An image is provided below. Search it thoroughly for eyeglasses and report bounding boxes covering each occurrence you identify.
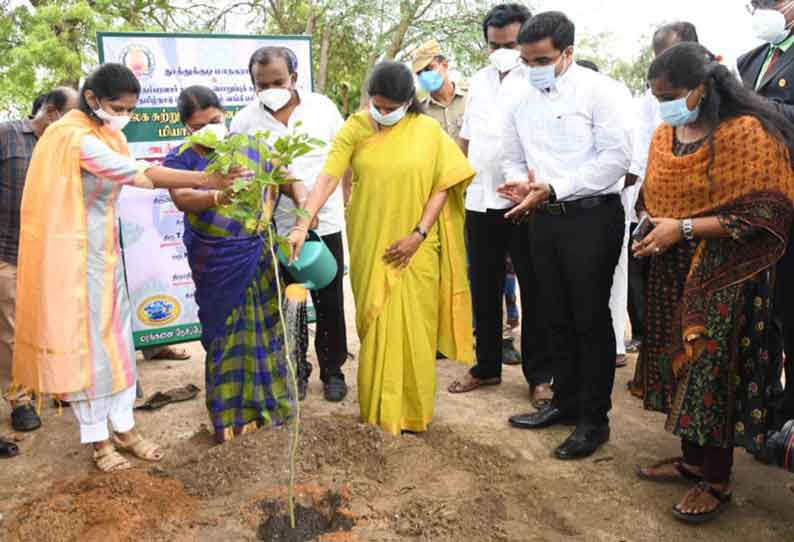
[746,0,781,14]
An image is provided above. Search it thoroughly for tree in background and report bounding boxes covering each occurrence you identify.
[576,29,654,96]
[0,1,656,114]
[0,0,178,114]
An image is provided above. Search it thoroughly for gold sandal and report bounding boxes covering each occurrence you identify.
[94,444,132,472]
[112,433,164,462]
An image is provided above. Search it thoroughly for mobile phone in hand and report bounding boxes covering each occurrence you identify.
[632,215,655,243]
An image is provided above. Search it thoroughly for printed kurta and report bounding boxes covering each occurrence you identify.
[636,117,794,452]
[13,110,151,401]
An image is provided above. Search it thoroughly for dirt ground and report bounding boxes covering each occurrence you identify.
[1,273,793,542]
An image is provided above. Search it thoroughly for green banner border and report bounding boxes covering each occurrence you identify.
[133,323,202,349]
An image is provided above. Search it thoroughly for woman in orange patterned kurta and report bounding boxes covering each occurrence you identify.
[632,43,794,523]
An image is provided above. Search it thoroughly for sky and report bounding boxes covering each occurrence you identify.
[534,0,762,64]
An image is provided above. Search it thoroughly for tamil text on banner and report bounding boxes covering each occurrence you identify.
[97,32,313,348]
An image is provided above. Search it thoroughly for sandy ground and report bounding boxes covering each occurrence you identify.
[1,272,793,542]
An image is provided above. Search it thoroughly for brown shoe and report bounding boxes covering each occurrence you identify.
[616,354,628,368]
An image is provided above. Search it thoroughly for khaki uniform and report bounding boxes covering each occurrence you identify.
[422,83,468,141]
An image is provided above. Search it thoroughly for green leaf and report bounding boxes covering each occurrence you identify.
[294,208,311,221]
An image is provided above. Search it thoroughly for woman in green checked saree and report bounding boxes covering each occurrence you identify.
[165,86,307,443]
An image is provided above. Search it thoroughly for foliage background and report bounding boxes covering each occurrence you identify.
[0,0,654,117]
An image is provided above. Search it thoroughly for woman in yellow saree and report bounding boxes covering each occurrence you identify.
[288,61,475,435]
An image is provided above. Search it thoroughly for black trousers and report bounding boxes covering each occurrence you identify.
[773,225,794,425]
[284,231,348,383]
[682,440,733,484]
[466,209,550,384]
[627,222,647,341]
[532,197,624,425]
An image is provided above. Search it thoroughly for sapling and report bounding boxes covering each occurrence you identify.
[179,126,324,528]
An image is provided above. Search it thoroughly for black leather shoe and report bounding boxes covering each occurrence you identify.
[11,403,41,432]
[509,406,576,429]
[323,375,348,402]
[554,424,610,460]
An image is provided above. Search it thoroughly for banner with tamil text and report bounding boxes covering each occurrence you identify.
[97,32,313,348]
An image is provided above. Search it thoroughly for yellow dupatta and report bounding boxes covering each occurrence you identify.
[12,110,131,395]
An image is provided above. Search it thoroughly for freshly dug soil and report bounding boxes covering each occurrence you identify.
[5,469,196,542]
[257,491,355,542]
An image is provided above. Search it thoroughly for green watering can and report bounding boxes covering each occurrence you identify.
[277,230,338,290]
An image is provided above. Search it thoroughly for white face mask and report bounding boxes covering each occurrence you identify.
[258,88,293,112]
[93,105,130,132]
[489,48,520,73]
[192,122,228,141]
[752,3,794,44]
[369,103,408,126]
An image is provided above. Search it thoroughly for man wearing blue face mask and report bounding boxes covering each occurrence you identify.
[739,0,794,431]
[497,11,632,460]
[412,40,467,145]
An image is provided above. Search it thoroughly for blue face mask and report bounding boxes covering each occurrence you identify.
[658,90,700,127]
[418,70,444,93]
[370,103,408,126]
[528,63,556,90]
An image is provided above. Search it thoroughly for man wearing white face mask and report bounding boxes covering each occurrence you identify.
[739,0,794,430]
[448,4,554,406]
[231,46,349,403]
[497,11,632,460]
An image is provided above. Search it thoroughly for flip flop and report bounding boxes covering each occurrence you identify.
[145,346,191,361]
[1,438,19,458]
[447,376,501,394]
[135,384,200,411]
[637,457,703,483]
[672,482,732,524]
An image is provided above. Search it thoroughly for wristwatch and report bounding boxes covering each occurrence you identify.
[414,225,428,239]
[681,218,695,241]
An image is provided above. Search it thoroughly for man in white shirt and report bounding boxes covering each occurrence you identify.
[447,3,553,406]
[498,12,632,460]
[231,46,349,403]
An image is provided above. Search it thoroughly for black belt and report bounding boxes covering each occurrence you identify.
[537,194,619,216]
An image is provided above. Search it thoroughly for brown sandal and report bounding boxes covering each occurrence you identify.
[94,444,132,472]
[447,375,501,394]
[112,433,164,462]
[637,457,703,483]
[530,383,554,409]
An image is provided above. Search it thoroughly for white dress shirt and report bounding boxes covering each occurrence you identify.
[502,62,632,202]
[230,89,345,237]
[626,88,662,222]
[460,65,527,212]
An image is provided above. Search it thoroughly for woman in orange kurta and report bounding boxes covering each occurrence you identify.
[288,61,475,435]
[13,64,239,471]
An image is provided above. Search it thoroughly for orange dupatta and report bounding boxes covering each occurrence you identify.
[12,110,131,395]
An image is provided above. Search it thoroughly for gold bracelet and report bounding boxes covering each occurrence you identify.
[213,191,221,207]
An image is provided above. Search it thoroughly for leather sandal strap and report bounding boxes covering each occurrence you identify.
[697,482,732,503]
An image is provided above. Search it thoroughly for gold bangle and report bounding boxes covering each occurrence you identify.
[213,191,221,206]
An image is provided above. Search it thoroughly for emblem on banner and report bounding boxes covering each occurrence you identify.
[138,295,181,326]
[120,44,155,79]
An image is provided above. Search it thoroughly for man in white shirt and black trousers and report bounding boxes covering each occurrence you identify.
[498,11,632,459]
[231,46,349,402]
[447,3,553,407]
